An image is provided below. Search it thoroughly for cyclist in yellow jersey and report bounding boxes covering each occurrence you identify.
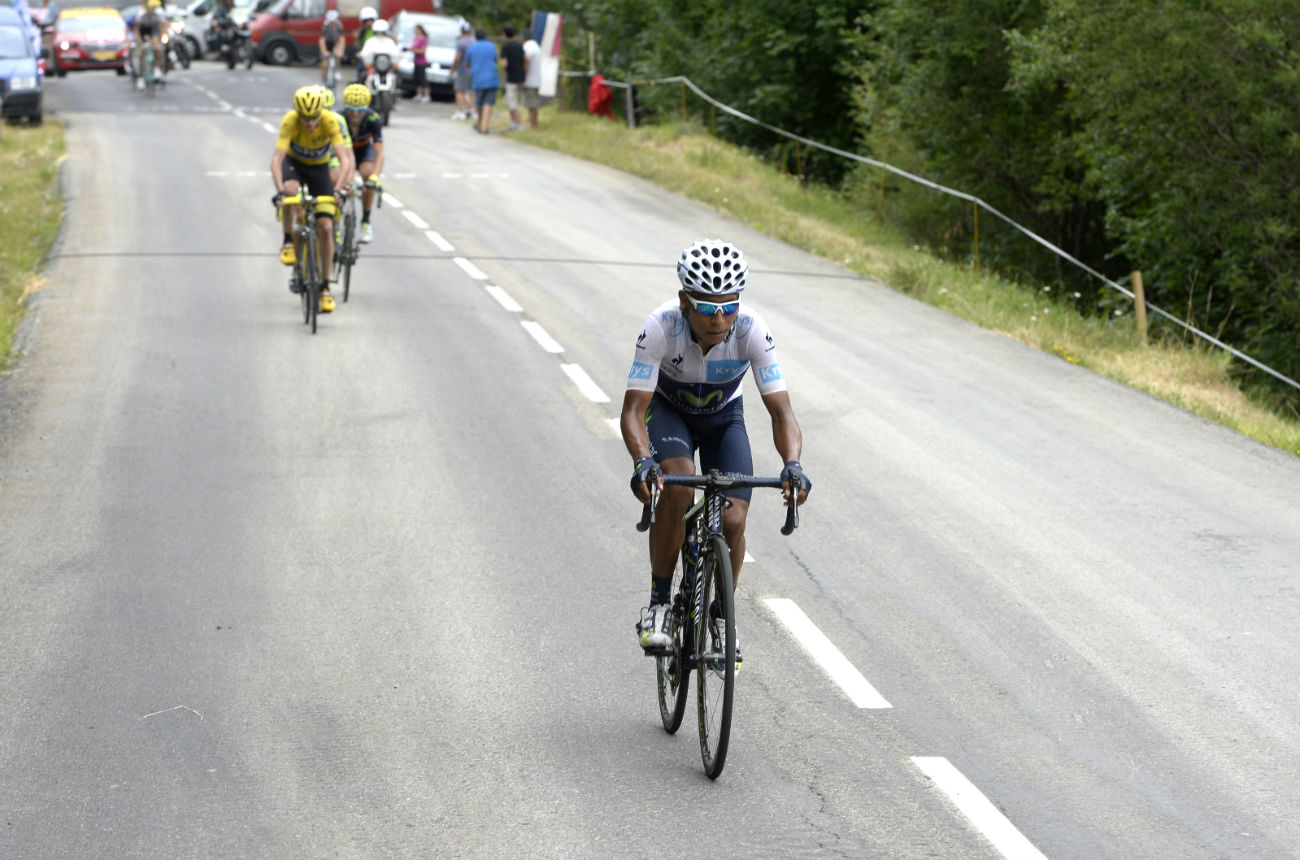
[271,86,354,312]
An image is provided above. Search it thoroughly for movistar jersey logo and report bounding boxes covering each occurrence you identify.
[676,389,726,409]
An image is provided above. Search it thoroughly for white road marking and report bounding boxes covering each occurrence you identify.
[521,321,564,354]
[605,417,622,436]
[442,172,464,179]
[485,285,522,312]
[560,364,610,403]
[911,757,1048,860]
[383,193,404,209]
[392,172,417,179]
[261,122,277,134]
[425,230,455,252]
[402,210,429,230]
[744,551,755,563]
[763,598,892,709]
[453,257,488,281]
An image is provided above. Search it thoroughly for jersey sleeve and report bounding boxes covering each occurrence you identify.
[743,310,788,395]
[626,315,666,392]
[274,111,295,151]
[325,113,345,149]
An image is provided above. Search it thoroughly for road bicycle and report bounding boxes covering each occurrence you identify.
[637,469,801,779]
[141,43,157,96]
[281,191,337,334]
[324,54,338,94]
[333,177,381,303]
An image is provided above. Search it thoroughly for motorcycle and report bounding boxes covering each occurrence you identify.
[163,23,190,71]
[365,53,396,126]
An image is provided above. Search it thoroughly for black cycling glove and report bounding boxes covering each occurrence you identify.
[630,455,662,499]
[781,460,811,499]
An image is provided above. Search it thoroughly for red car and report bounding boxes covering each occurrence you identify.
[51,6,128,76]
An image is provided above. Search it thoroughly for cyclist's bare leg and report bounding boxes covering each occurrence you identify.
[359,161,376,211]
[282,178,302,254]
[648,456,694,583]
[316,216,334,276]
[722,498,748,586]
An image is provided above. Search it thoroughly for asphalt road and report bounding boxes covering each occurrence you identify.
[2,62,1298,860]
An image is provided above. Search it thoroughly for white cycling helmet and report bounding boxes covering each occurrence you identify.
[371,18,388,32]
[325,9,338,20]
[359,6,376,20]
[676,239,749,295]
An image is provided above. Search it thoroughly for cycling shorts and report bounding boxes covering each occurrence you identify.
[282,158,334,212]
[645,394,754,503]
[352,142,375,166]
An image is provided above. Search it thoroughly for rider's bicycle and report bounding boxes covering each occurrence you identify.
[333,176,381,303]
[637,469,801,779]
[280,190,337,334]
[141,42,158,96]
[324,54,338,93]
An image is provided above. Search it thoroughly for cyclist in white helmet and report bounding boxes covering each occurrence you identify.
[319,9,344,84]
[622,240,811,667]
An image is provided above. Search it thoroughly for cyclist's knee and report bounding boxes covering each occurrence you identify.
[722,499,749,535]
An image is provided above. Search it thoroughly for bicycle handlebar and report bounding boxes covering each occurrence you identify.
[635,471,801,536]
[281,193,337,207]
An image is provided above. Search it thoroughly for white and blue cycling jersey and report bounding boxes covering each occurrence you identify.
[626,299,787,415]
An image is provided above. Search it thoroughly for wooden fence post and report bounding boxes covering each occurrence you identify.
[1132,270,1148,345]
[876,168,886,222]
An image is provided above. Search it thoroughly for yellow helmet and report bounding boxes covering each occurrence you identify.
[293,85,324,119]
[342,83,372,108]
[318,85,335,108]
[147,0,161,7]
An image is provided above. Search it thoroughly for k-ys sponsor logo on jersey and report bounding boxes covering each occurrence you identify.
[661,311,686,338]
[758,364,784,384]
[708,359,749,382]
[629,361,655,381]
[733,314,754,339]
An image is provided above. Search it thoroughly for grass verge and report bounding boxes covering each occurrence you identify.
[0,121,66,373]
[510,110,1300,457]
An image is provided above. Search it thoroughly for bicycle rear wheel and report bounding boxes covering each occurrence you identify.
[340,208,356,302]
[695,535,735,779]
[304,231,319,334]
[656,564,692,734]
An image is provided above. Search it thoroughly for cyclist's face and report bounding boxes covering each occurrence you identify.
[680,290,740,349]
[300,114,321,129]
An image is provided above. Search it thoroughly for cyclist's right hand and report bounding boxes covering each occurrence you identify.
[630,455,662,503]
[271,190,285,208]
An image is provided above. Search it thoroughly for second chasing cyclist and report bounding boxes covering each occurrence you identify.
[622,239,811,666]
[341,83,385,244]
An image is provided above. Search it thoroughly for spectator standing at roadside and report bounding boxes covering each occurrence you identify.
[450,20,475,121]
[499,24,525,132]
[522,27,542,130]
[465,26,499,134]
[410,23,430,102]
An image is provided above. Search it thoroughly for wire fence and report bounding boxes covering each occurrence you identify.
[561,69,1300,393]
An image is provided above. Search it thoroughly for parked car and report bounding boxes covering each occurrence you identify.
[388,10,457,99]
[50,6,127,76]
[248,0,434,67]
[0,7,43,121]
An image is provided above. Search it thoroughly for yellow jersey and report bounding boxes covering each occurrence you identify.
[275,110,346,166]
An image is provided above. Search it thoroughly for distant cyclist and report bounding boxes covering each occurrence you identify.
[319,10,344,83]
[271,86,354,313]
[622,240,811,663]
[341,83,385,244]
[134,0,167,86]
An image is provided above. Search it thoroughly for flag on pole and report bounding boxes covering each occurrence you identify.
[530,11,563,98]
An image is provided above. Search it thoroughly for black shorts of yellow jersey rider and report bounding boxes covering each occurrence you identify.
[275,109,346,205]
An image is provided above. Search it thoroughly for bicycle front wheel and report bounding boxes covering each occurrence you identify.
[304,231,319,334]
[695,535,735,779]
[340,208,356,302]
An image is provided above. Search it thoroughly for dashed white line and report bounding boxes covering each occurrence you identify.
[605,417,622,436]
[912,758,1048,860]
[560,364,610,403]
[383,193,404,209]
[402,210,429,230]
[485,285,522,312]
[453,257,488,280]
[425,230,455,252]
[261,122,276,134]
[521,321,564,354]
[763,598,892,709]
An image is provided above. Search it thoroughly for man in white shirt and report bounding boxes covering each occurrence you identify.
[357,18,399,77]
[521,28,542,130]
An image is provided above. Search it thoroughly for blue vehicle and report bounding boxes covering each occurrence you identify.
[0,6,43,123]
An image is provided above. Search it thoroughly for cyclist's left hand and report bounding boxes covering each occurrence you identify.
[780,460,811,506]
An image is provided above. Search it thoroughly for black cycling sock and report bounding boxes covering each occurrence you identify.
[283,232,291,245]
[650,576,671,607]
[362,210,371,223]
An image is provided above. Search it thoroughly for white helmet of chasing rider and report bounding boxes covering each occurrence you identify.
[325,9,338,20]
[371,18,389,33]
[359,6,376,20]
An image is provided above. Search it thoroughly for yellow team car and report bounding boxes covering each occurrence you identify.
[50,7,129,76]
